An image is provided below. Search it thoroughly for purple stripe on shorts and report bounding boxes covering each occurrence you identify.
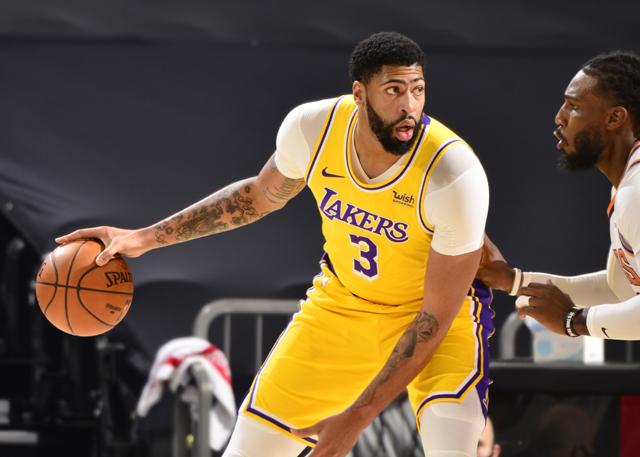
[245,402,318,445]
[416,280,494,420]
[471,280,494,419]
[245,347,318,444]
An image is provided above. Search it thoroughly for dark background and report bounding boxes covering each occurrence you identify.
[0,1,638,456]
[1,1,627,355]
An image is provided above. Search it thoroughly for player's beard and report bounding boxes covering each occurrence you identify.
[365,100,422,156]
[557,126,605,171]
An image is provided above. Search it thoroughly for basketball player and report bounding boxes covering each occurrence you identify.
[57,32,491,456]
[478,51,640,341]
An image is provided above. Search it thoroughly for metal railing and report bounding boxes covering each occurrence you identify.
[173,298,299,457]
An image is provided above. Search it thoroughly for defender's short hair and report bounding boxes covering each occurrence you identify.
[349,32,425,84]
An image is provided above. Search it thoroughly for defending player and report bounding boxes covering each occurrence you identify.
[479,51,640,341]
[58,32,491,456]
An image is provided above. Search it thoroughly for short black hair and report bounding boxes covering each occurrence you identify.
[349,32,425,84]
[582,51,640,136]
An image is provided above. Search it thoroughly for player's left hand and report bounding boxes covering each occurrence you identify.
[291,410,367,457]
[516,281,575,335]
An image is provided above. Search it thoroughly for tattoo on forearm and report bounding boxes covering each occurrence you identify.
[353,311,439,409]
[153,184,264,244]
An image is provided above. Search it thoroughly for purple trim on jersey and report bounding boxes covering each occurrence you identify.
[344,113,430,192]
[415,279,494,420]
[305,97,343,183]
[320,251,337,276]
[319,252,370,301]
[417,137,463,233]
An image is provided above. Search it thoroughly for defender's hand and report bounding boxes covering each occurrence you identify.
[476,234,515,292]
[516,282,575,335]
[55,226,150,266]
[291,410,367,457]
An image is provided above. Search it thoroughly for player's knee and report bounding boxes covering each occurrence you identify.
[418,392,485,456]
[421,390,485,428]
[426,399,485,428]
[223,414,307,457]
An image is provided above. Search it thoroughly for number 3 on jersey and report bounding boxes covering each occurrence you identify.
[349,234,379,280]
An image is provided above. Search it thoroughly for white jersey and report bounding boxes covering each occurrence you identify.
[608,144,640,295]
[522,141,640,340]
[274,98,489,257]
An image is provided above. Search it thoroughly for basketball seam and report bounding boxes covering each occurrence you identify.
[75,287,116,329]
[43,252,59,314]
[74,249,133,334]
[36,281,133,296]
[64,241,88,335]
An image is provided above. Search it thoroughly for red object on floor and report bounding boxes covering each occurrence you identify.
[620,395,640,457]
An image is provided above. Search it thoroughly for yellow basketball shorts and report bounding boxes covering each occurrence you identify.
[241,261,494,447]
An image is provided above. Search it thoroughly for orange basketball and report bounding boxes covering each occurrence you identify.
[35,239,134,336]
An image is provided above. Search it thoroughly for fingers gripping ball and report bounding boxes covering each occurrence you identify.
[35,240,134,336]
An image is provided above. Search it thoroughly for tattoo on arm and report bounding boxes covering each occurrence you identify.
[152,156,304,246]
[263,178,305,205]
[153,184,265,245]
[262,159,305,206]
[353,311,439,409]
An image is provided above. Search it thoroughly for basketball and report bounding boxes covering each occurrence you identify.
[35,239,134,336]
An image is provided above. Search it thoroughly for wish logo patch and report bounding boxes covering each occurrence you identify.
[392,190,415,207]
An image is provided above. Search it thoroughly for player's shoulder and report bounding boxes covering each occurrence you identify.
[285,97,342,123]
[615,174,640,252]
[615,164,640,243]
[617,168,640,220]
[278,97,343,140]
[277,97,341,143]
[429,121,482,181]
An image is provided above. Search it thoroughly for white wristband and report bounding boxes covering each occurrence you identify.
[515,295,530,308]
[509,268,523,296]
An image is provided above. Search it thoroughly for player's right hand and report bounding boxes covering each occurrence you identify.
[475,233,516,292]
[55,226,150,266]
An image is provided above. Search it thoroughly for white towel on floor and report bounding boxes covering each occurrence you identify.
[136,336,236,450]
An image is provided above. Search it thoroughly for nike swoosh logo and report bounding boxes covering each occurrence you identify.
[602,327,610,338]
[321,167,344,178]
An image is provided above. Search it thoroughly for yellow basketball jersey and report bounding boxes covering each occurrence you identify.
[306,95,468,307]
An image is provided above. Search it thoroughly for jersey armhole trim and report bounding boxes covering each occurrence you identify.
[304,97,344,184]
[417,138,465,233]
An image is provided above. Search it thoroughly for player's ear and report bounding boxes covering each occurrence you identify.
[605,106,628,131]
[352,81,364,105]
